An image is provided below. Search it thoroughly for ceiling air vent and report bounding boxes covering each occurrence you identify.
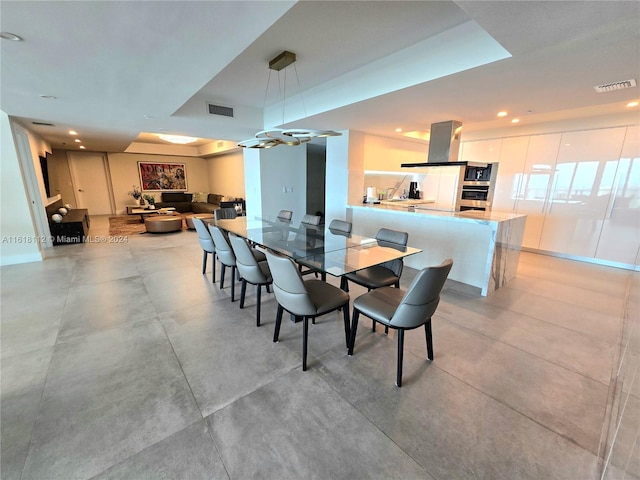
[208,103,234,117]
[32,121,55,126]
[594,79,636,93]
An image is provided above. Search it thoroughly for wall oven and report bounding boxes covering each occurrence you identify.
[457,164,497,212]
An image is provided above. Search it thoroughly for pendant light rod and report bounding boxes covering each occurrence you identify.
[237,50,342,149]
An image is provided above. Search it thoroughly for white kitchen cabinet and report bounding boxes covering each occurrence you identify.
[492,136,530,213]
[595,126,640,265]
[514,133,562,250]
[460,138,503,164]
[538,127,628,257]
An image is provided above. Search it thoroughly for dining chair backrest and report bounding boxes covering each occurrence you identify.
[193,217,214,253]
[376,228,409,277]
[300,214,322,226]
[229,233,268,284]
[390,259,453,329]
[292,214,322,246]
[208,225,236,266]
[215,207,238,220]
[277,210,293,223]
[265,249,315,315]
[328,219,352,235]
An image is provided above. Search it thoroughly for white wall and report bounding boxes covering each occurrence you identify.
[207,150,245,199]
[0,113,46,265]
[107,153,210,213]
[325,132,353,223]
[243,144,307,224]
[363,134,426,171]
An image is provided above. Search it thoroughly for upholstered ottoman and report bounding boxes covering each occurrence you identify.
[144,216,183,233]
[185,213,215,230]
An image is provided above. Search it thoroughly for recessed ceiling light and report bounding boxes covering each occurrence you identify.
[0,32,23,41]
[395,128,402,133]
[511,118,520,123]
[627,101,639,107]
[69,130,78,135]
[497,111,508,117]
[74,139,81,143]
[79,145,86,149]
[157,134,198,144]
[39,95,56,99]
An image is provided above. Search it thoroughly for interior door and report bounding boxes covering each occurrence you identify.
[68,152,113,215]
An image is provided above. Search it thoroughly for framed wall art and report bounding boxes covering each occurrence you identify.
[138,162,187,191]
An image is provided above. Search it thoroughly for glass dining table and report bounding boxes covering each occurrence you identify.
[211,217,422,278]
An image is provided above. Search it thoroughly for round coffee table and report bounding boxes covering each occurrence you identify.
[144,216,183,233]
[185,213,215,230]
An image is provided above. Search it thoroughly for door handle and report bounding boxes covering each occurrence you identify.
[78,189,85,192]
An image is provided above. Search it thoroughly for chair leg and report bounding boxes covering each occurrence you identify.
[202,250,208,274]
[372,320,376,332]
[340,277,349,292]
[220,264,226,290]
[342,302,351,349]
[384,325,389,335]
[273,304,283,342]
[230,267,236,302]
[256,285,262,327]
[239,279,247,308]
[266,284,271,294]
[348,310,360,355]
[302,317,309,371]
[425,319,434,360]
[211,255,216,284]
[397,329,405,387]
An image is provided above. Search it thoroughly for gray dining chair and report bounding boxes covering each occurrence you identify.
[295,214,324,276]
[229,233,272,327]
[265,249,351,371]
[208,225,239,302]
[328,219,352,235]
[277,210,293,223]
[192,217,216,283]
[215,207,238,220]
[340,227,409,333]
[349,259,453,387]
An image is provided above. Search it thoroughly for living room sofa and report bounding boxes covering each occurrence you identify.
[155,192,242,214]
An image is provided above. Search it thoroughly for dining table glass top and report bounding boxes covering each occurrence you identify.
[213,217,422,277]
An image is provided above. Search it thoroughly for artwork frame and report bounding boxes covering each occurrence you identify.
[138,162,187,191]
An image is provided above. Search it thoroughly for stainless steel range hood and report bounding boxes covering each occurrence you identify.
[401,120,486,168]
[427,120,462,164]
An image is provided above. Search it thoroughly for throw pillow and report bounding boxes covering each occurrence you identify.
[192,192,208,203]
[207,194,223,205]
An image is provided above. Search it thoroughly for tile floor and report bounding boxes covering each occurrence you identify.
[1,215,638,480]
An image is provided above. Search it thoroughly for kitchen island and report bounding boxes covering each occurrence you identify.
[348,204,527,296]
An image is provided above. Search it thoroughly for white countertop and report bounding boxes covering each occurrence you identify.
[349,203,526,224]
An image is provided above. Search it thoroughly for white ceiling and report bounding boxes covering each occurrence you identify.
[1,1,638,154]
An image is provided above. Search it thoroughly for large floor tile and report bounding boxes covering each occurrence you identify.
[482,286,622,344]
[318,338,600,480]
[1,285,68,358]
[56,275,157,343]
[1,347,54,480]
[436,291,615,383]
[420,320,609,454]
[21,322,201,480]
[207,368,431,480]
[142,266,228,314]
[160,298,300,417]
[91,420,228,480]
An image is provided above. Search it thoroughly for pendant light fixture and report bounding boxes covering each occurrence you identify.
[237,51,341,149]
